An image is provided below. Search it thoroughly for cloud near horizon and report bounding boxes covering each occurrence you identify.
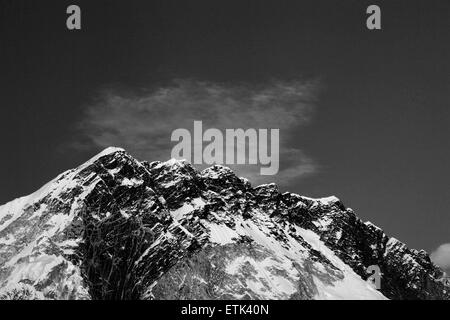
[76,79,320,187]
[431,243,450,275]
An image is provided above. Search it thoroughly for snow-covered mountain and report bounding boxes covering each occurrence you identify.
[0,148,448,300]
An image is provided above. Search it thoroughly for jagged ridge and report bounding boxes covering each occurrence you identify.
[0,148,448,300]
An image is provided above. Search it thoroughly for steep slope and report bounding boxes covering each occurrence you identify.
[0,148,448,300]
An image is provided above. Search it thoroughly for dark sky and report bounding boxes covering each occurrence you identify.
[0,0,449,255]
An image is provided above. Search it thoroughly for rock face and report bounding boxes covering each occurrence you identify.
[0,148,448,300]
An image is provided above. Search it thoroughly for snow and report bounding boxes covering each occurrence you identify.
[365,221,383,231]
[0,158,108,299]
[318,196,341,204]
[385,237,403,255]
[312,216,333,231]
[0,197,30,233]
[160,180,178,188]
[170,203,194,221]
[200,165,233,179]
[120,210,130,219]
[45,213,73,235]
[170,198,205,221]
[158,196,167,205]
[170,220,195,238]
[164,158,185,166]
[225,255,299,299]
[121,177,143,187]
[0,147,122,225]
[7,254,64,285]
[154,158,188,170]
[29,204,48,220]
[295,227,344,269]
[313,271,384,300]
[255,183,277,189]
[204,222,239,245]
[191,198,205,208]
[0,153,107,227]
[301,195,341,208]
[79,147,124,170]
[0,146,392,300]
[107,167,122,176]
[294,225,386,300]
[1,254,90,299]
[6,237,40,267]
[232,218,308,263]
[54,239,80,255]
[0,234,15,245]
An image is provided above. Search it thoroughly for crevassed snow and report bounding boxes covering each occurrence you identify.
[295,226,386,300]
[208,210,386,300]
[7,254,64,285]
[312,271,383,300]
[233,218,308,263]
[1,254,90,299]
[225,255,300,299]
[0,197,30,233]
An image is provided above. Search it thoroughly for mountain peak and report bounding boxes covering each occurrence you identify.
[200,164,235,179]
[0,149,449,300]
[84,146,125,164]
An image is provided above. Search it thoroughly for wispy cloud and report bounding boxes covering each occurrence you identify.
[76,79,320,186]
[431,243,450,275]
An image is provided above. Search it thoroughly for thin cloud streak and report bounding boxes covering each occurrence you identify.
[76,79,320,186]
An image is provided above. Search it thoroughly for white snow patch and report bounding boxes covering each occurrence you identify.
[0,197,30,233]
[170,198,205,221]
[225,255,299,299]
[204,222,239,245]
[170,203,194,221]
[365,221,382,231]
[295,226,387,300]
[121,177,143,186]
[191,198,205,208]
[80,147,124,169]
